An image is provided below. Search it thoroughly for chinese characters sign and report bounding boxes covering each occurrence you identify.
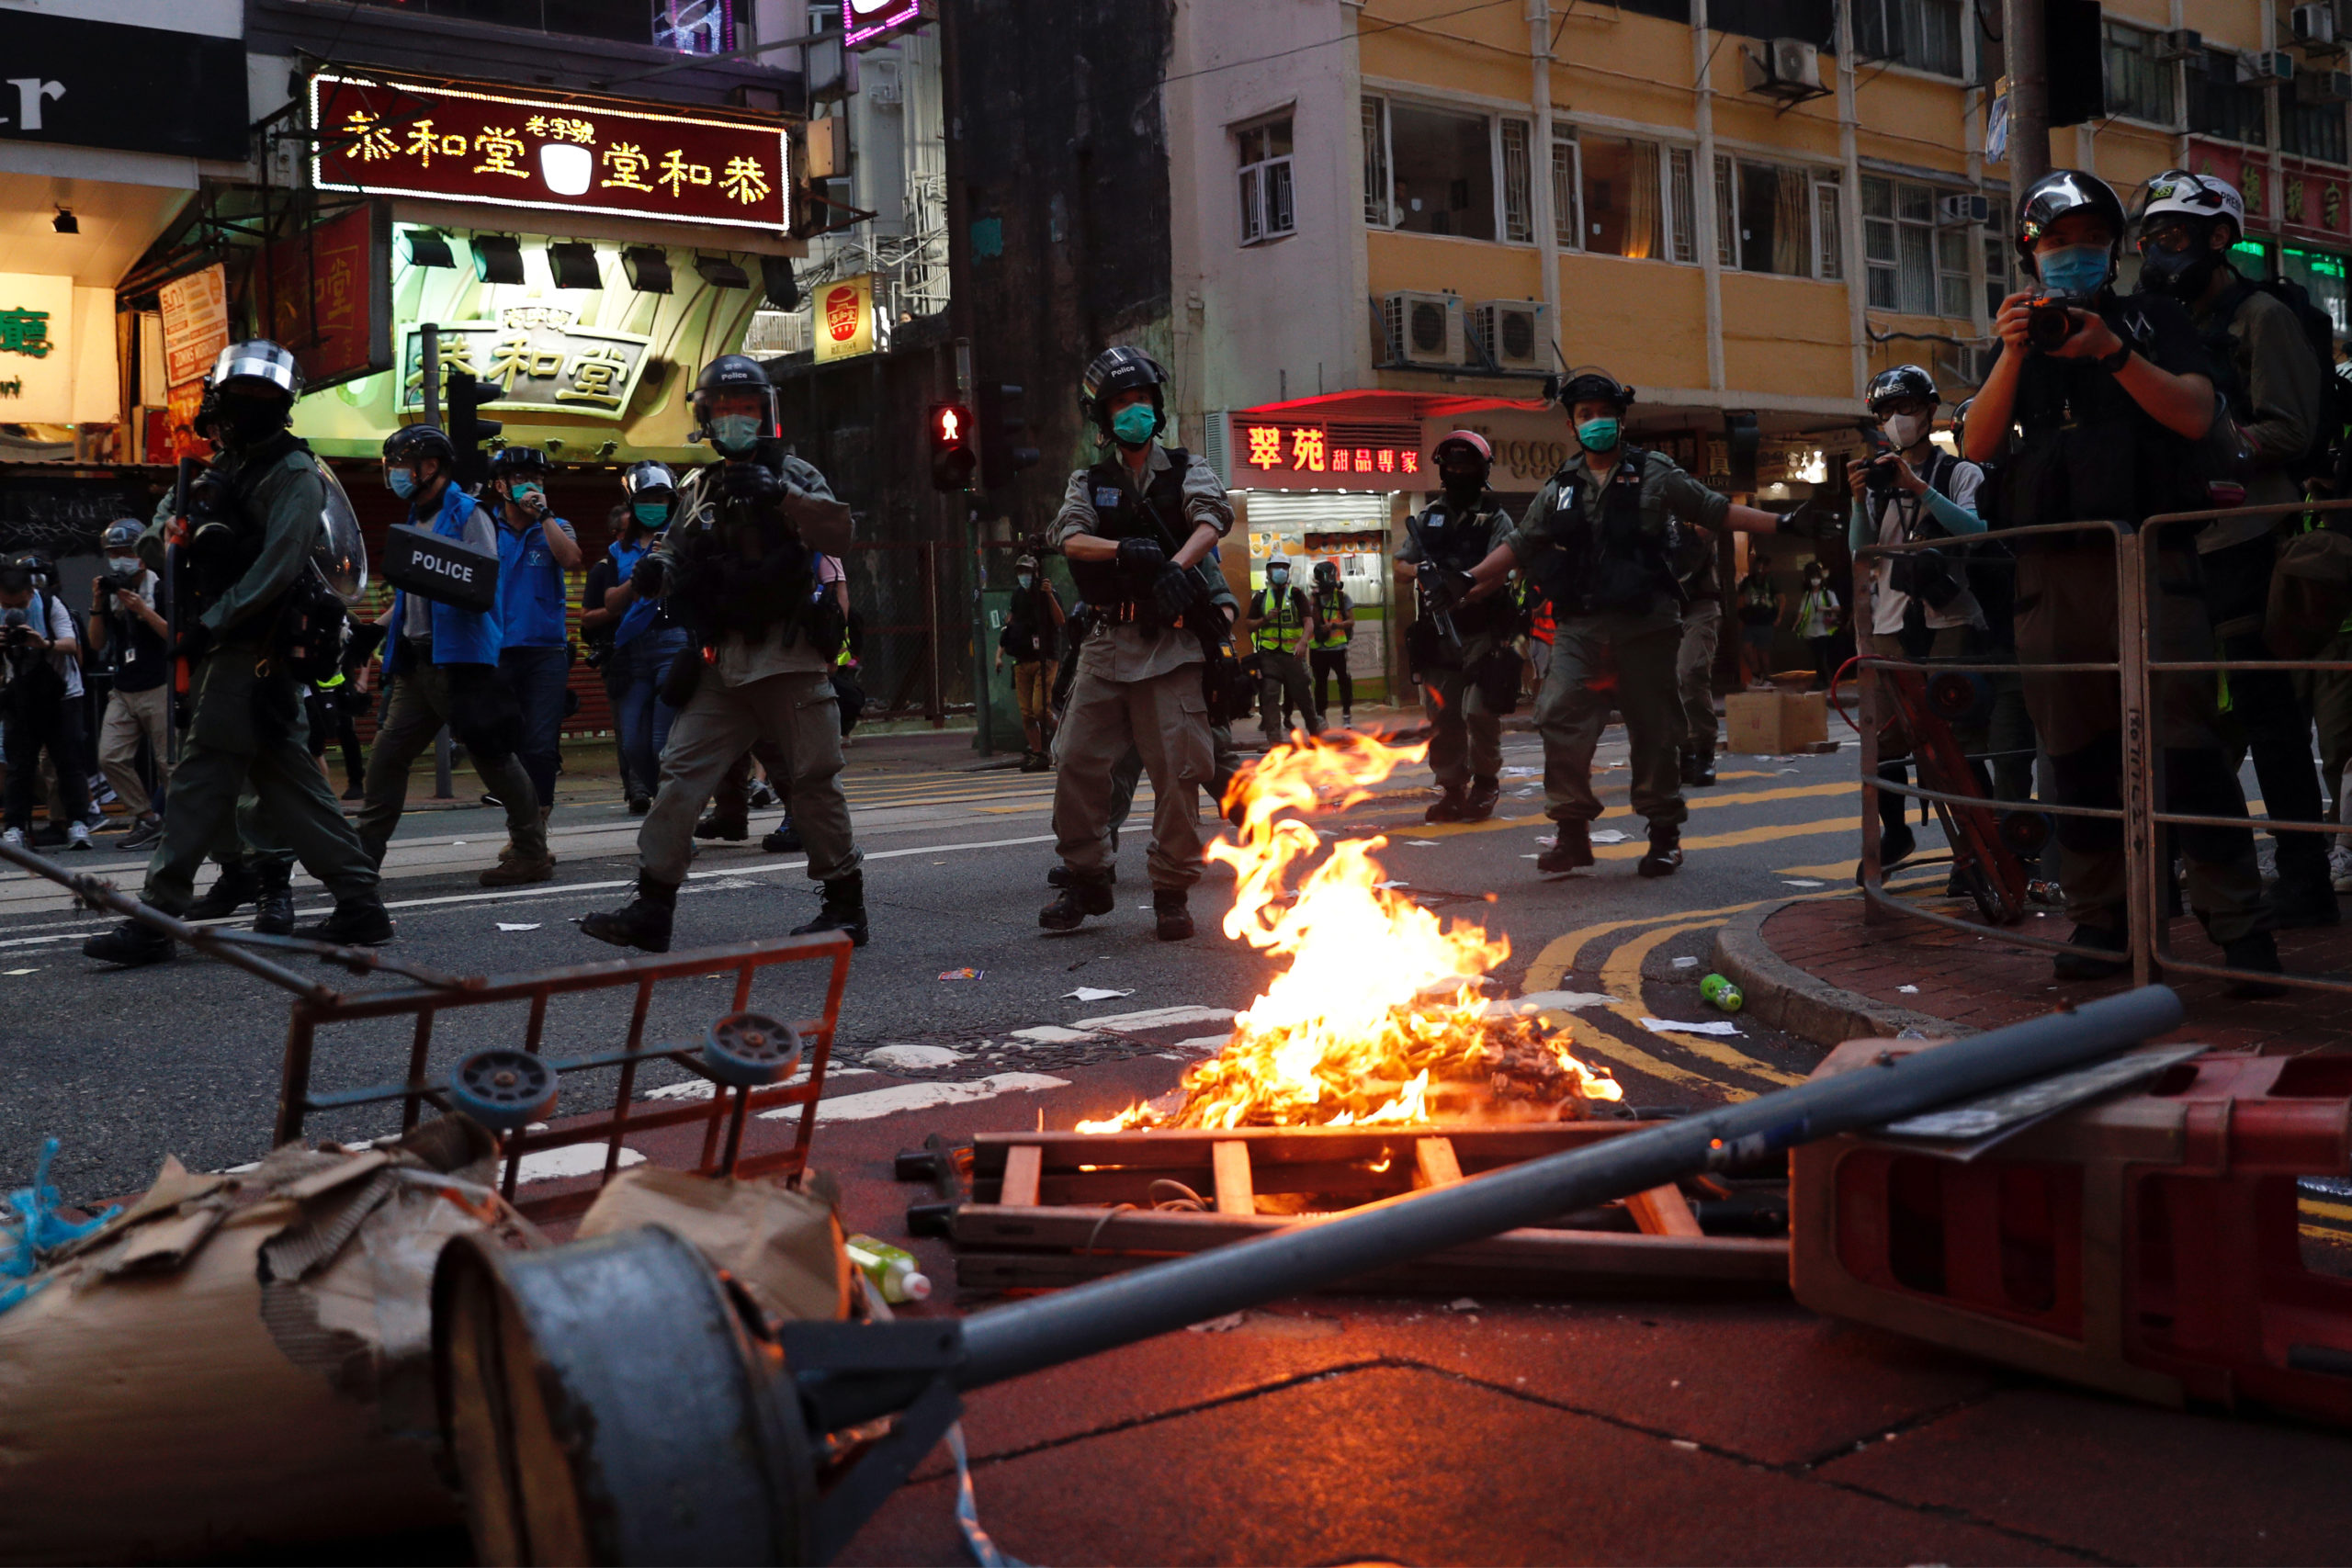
[310,72,791,232]
[1232,418,1421,492]
[812,275,876,363]
[156,266,229,389]
[0,306,51,360]
[399,311,653,421]
[0,274,74,423]
[845,0,927,47]
[264,205,392,393]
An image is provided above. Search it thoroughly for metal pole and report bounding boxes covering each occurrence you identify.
[2001,0,2052,201]
[422,321,443,426]
[952,985,2182,1390]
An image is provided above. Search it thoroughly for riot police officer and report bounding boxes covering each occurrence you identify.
[580,355,865,953]
[1396,431,1514,821]
[1965,169,2276,985]
[1243,551,1322,744]
[1042,346,1226,940]
[1306,558,1355,728]
[1455,369,1792,876]
[83,341,389,965]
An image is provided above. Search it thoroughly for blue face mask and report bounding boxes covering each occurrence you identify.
[632,501,670,527]
[709,414,762,454]
[509,481,542,503]
[2035,243,2111,298]
[1577,417,1621,453]
[1110,403,1159,446]
[1017,574,1035,591]
[386,468,417,501]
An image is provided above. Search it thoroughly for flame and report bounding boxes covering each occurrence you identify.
[1080,732,1620,1132]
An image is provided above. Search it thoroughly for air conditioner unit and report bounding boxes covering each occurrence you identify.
[1474,301,1545,371]
[2294,4,2339,47]
[2154,27,2203,60]
[2239,50,2297,83]
[1741,38,1827,102]
[2299,66,2352,100]
[1384,291,1464,369]
[1937,193,1991,227]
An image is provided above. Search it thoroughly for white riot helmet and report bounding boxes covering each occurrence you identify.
[2134,170,2245,300]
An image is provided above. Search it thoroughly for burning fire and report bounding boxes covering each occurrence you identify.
[1080,733,1620,1132]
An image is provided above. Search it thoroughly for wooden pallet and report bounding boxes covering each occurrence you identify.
[950,1122,1788,1297]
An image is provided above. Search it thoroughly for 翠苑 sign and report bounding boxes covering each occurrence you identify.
[0,274,74,424]
[1231,417,1422,493]
[398,311,654,419]
[264,205,394,393]
[310,73,791,232]
[812,275,876,363]
[157,266,231,389]
[0,13,247,162]
[845,0,930,47]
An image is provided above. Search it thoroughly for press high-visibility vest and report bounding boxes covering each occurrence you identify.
[1310,591,1352,649]
[1251,585,1310,654]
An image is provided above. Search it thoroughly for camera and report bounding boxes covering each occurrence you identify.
[183,466,243,565]
[2027,294,2084,354]
[2,607,29,651]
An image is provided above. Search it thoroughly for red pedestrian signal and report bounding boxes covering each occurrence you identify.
[930,401,977,491]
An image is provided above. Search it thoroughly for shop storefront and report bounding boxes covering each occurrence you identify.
[2189,136,2352,342]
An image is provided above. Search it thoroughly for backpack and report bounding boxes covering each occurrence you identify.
[2267,525,2352,659]
[2213,276,2346,484]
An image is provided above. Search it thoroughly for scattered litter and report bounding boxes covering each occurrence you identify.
[2,968,35,976]
[451,840,467,846]
[1445,1296,1481,1312]
[1009,1025,1098,1043]
[1783,878,1826,888]
[1898,984,1920,994]
[865,1044,967,1072]
[495,922,541,932]
[1520,853,1542,860]
[1374,879,1410,890]
[1643,1017,1745,1037]
[1589,829,1632,843]
[1671,956,1699,969]
[1488,990,1615,1017]
[1062,986,1131,1002]
[940,968,984,982]
[5,1139,118,1287]
[1700,975,1743,1013]
[1404,839,1440,846]
[1187,1312,1247,1333]
[1671,1439,1701,1451]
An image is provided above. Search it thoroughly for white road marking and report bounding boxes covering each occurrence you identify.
[1007,1025,1100,1043]
[1075,1004,1237,1032]
[1168,1033,1230,1055]
[769,1072,1069,1123]
[514,1144,646,1183]
[642,1065,876,1102]
[865,1043,970,1070]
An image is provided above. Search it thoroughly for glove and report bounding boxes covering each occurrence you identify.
[720,461,786,503]
[1114,536,1168,576]
[1419,564,1473,613]
[173,623,211,665]
[629,553,667,595]
[1147,561,1199,622]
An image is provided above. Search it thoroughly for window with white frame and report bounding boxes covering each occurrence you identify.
[1852,0,1964,76]
[2101,21,2177,126]
[1552,128,1696,262]
[1238,116,1295,244]
[1863,175,1976,318]
[1714,154,1841,278]
[1361,96,1534,245]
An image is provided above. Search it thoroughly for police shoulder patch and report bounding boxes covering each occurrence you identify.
[1093,487,1124,508]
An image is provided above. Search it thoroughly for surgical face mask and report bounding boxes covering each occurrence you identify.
[104,555,142,585]
[387,468,418,501]
[1017,573,1035,591]
[1110,403,1159,446]
[1880,412,1929,449]
[1577,416,1622,453]
[1267,566,1289,586]
[2035,243,2111,299]
[708,414,763,454]
[509,481,543,503]
[632,500,671,528]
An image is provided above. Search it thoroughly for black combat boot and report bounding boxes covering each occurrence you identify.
[579,873,678,953]
[1040,873,1116,931]
[1426,784,1468,823]
[1536,821,1594,874]
[2222,930,2287,998]
[2051,920,2130,981]
[695,809,749,841]
[1153,887,1195,942]
[1462,775,1501,822]
[793,871,871,946]
[298,897,396,947]
[763,818,803,853]
[83,919,175,966]
[184,860,259,920]
[1637,824,1684,878]
[1690,747,1717,787]
[252,863,297,937]
[1048,863,1115,889]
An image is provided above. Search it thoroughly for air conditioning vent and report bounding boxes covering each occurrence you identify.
[1474,300,1545,371]
[1937,193,1991,227]
[1383,291,1464,368]
[2154,27,2202,60]
[2239,50,2298,83]
[1741,38,1828,102]
[2298,65,2352,100]
[2294,4,2339,47]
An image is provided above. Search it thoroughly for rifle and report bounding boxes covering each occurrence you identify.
[164,457,202,767]
[1402,509,1465,663]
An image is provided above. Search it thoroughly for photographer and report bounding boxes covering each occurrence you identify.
[995,553,1063,772]
[1848,364,1989,871]
[486,445,580,867]
[84,518,170,850]
[580,355,865,953]
[587,462,689,816]
[0,556,92,852]
[1964,170,2275,987]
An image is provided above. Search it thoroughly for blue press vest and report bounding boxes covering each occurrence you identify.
[388,485,502,671]
[494,503,573,649]
[605,537,668,648]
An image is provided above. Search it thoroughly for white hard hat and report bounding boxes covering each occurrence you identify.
[2137,169,2246,241]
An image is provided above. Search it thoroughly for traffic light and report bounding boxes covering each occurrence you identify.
[930,401,977,491]
[977,381,1043,490]
[446,368,506,489]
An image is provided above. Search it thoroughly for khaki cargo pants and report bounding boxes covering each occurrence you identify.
[1053,661,1213,890]
[641,669,859,886]
[1534,604,1689,831]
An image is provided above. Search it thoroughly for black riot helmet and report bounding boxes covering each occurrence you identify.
[2015,169,2128,288]
[1079,346,1170,445]
[1549,367,1636,411]
[384,423,458,470]
[490,445,551,482]
[1865,364,1938,414]
[690,354,781,457]
[208,339,303,450]
[1313,558,1340,591]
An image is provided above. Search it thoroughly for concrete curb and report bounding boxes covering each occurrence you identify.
[1708,898,1964,1046]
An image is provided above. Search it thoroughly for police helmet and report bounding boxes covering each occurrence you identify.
[690,354,781,451]
[2015,170,2128,284]
[1551,367,1636,411]
[101,519,143,552]
[2134,169,2245,299]
[209,340,304,402]
[1079,346,1170,440]
[1432,429,1495,470]
[384,423,458,469]
[491,445,552,480]
[621,459,677,502]
[1865,364,1938,414]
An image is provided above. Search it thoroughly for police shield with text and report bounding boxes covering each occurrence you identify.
[84,341,390,965]
[1966,169,2279,987]
[580,354,866,953]
[1042,345,1228,941]
[1396,431,1514,822]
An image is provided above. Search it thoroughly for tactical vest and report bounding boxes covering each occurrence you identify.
[668,461,816,641]
[1250,585,1310,653]
[1310,590,1351,649]
[1998,294,2199,529]
[1530,451,1676,618]
[1409,496,1511,637]
[1065,448,1195,614]
[185,433,303,617]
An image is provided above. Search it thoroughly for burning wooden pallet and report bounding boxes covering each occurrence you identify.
[946,1122,1790,1297]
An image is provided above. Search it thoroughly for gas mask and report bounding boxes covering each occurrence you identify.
[2035,243,2112,300]
[1880,412,1929,449]
[1110,403,1159,447]
[709,415,763,456]
[2139,220,2225,301]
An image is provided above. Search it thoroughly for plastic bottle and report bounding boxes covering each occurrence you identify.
[846,1234,933,1303]
[1700,974,1744,1013]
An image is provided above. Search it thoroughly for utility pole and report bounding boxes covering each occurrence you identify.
[2001,0,2052,203]
[936,0,994,756]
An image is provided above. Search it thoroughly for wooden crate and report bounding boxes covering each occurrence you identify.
[951,1123,1789,1297]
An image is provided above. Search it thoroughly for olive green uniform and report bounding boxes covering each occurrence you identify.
[1507,450,1728,832]
[132,441,378,915]
[1102,562,1242,842]
[1398,499,1512,788]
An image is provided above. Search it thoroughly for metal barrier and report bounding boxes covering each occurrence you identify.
[1857,499,2352,993]
[0,840,854,1219]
